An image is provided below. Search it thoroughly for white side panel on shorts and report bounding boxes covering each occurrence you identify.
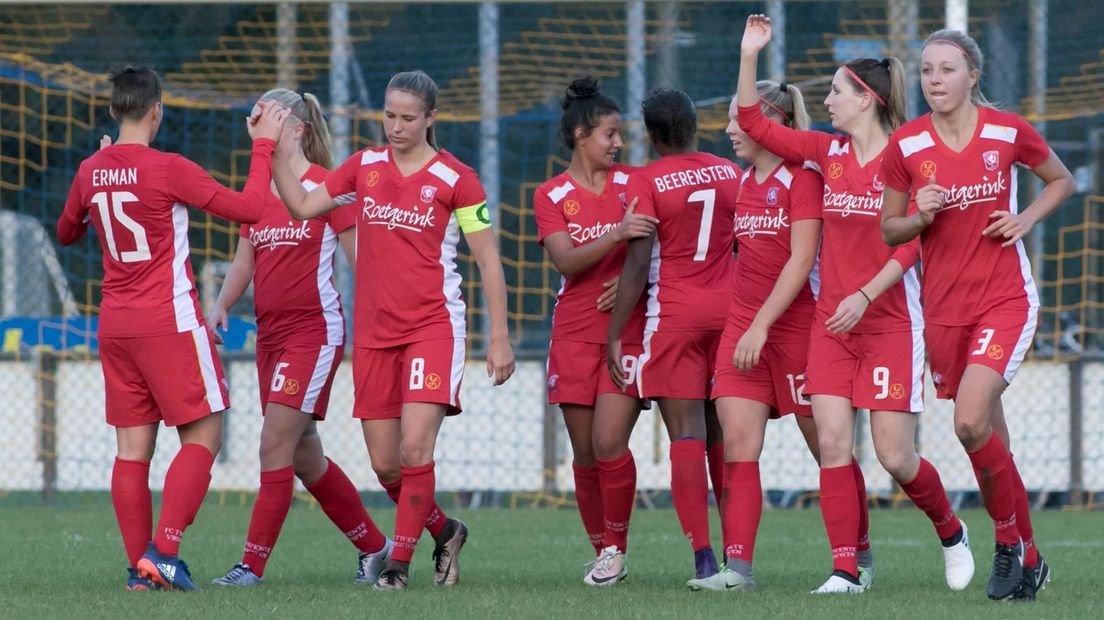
[191,326,226,412]
[909,329,926,413]
[449,337,466,406]
[301,344,337,414]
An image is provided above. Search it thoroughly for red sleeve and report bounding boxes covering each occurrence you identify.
[325,203,357,233]
[737,104,834,168]
[452,167,487,211]
[167,138,276,224]
[533,186,567,245]
[626,172,658,220]
[891,238,922,271]
[326,152,361,201]
[57,174,89,246]
[788,168,823,222]
[1014,116,1050,169]
[879,137,913,193]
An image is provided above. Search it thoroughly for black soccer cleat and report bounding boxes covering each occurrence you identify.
[1014,555,1051,602]
[986,541,1024,601]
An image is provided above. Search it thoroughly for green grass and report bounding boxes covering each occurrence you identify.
[2,496,1101,619]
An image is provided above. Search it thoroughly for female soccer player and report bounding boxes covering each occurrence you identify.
[208,89,392,587]
[57,66,288,591]
[272,70,515,592]
[734,15,975,595]
[608,87,741,585]
[534,76,656,586]
[881,29,1074,601]
[687,80,823,593]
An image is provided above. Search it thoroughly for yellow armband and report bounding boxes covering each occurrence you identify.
[456,201,492,233]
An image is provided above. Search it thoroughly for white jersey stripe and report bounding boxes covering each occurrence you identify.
[190,326,226,412]
[547,181,574,205]
[980,123,1018,144]
[909,329,926,413]
[361,149,389,165]
[448,337,466,407]
[902,265,925,331]
[774,165,794,189]
[301,344,337,414]
[1006,166,1040,383]
[316,223,345,345]
[171,204,200,333]
[439,214,467,339]
[898,131,936,158]
[428,161,461,188]
[612,171,630,185]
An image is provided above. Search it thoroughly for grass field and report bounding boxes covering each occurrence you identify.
[2,496,1100,619]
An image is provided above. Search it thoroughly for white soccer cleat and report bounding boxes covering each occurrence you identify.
[811,573,866,594]
[355,538,393,585]
[211,563,262,587]
[943,520,975,591]
[583,546,628,586]
[686,566,755,592]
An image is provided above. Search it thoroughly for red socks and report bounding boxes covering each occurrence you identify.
[721,461,761,564]
[153,443,215,557]
[967,433,1019,546]
[242,466,294,576]
[820,464,860,577]
[573,463,605,554]
[596,451,636,553]
[379,475,447,538]
[306,458,386,554]
[1009,455,1039,566]
[390,462,437,563]
[670,439,711,552]
[112,458,152,567]
[851,458,871,552]
[707,442,725,513]
[900,458,961,540]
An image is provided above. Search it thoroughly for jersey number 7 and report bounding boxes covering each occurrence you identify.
[688,189,716,262]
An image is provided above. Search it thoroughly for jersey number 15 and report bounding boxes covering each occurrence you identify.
[91,191,152,263]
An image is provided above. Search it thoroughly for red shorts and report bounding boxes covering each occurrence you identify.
[353,338,465,419]
[100,327,228,428]
[637,329,721,400]
[804,324,925,413]
[546,340,643,406]
[256,344,344,419]
[926,305,1037,400]
[712,325,812,418]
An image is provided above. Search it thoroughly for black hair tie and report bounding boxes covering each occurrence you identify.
[779,81,789,92]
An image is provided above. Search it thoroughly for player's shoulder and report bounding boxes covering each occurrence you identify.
[889,114,938,157]
[302,163,331,189]
[432,149,479,186]
[536,171,575,204]
[782,161,821,187]
[608,163,635,187]
[351,145,390,167]
[977,107,1032,144]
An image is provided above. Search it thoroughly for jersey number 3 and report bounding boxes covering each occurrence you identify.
[91,191,151,263]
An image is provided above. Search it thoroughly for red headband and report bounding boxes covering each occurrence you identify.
[927,39,975,68]
[842,65,886,107]
[759,96,791,121]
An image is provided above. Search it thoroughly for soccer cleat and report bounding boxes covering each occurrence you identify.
[355,538,393,585]
[1014,555,1051,602]
[373,568,409,592]
[583,546,628,587]
[686,566,755,592]
[211,563,262,587]
[136,543,199,592]
[432,519,468,587]
[857,549,874,589]
[126,567,159,591]
[986,540,1024,601]
[811,571,867,594]
[942,520,975,591]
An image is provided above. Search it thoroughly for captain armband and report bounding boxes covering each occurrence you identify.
[456,201,492,233]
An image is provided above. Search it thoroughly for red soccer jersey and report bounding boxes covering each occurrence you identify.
[627,152,741,333]
[881,108,1050,326]
[57,140,275,338]
[534,165,647,345]
[738,104,923,333]
[241,164,357,350]
[325,146,486,347]
[728,162,822,342]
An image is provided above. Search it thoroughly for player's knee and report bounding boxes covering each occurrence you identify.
[292,450,327,484]
[398,441,433,467]
[592,433,628,462]
[876,447,914,480]
[953,416,989,448]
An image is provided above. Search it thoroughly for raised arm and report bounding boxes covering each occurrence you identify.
[737,14,831,164]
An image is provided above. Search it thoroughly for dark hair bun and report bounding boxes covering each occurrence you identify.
[565,76,600,105]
